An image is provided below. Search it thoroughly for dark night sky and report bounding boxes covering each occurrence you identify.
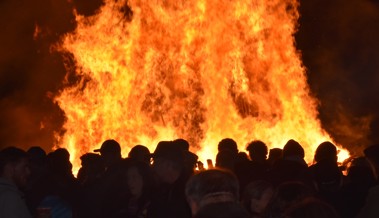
[0,0,378,155]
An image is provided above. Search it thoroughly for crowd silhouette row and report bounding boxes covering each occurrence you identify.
[1,138,379,218]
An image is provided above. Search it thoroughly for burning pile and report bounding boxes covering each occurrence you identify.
[56,0,349,172]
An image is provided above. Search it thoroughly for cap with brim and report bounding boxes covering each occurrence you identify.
[94,139,121,154]
[153,141,184,165]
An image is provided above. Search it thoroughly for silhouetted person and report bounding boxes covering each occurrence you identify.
[0,147,32,218]
[89,139,125,217]
[174,138,190,151]
[235,140,270,193]
[267,148,283,166]
[234,152,250,187]
[25,146,48,217]
[218,138,239,157]
[114,160,155,218]
[313,141,338,164]
[77,153,103,186]
[40,148,78,217]
[310,142,341,182]
[186,169,240,216]
[356,144,379,218]
[282,139,307,166]
[216,138,239,174]
[48,148,74,179]
[128,145,151,165]
[338,157,375,218]
[27,146,46,163]
[246,140,268,164]
[236,152,249,163]
[268,139,310,185]
[77,152,106,218]
[173,139,198,177]
[283,197,339,218]
[309,142,343,215]
[148,141,191,218]
[242,180,273,218]
[94,139,123,170]
[216,150,236,171]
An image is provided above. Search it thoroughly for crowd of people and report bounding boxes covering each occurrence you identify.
[1,138,379,218]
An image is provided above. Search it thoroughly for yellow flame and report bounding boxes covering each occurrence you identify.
[56,0,349,173]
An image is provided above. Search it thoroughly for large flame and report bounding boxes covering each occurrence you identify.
[56,0,349,173]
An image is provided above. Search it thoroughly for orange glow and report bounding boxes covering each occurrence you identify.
[56,0,349,173]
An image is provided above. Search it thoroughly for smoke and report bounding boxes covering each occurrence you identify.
[0,0,77,151]
[0,0,378,156]
[297,0,379,155]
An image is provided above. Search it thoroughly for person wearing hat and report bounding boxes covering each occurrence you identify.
[150,141,185,184]
[94,139,122,170]
[357,144,379,218]
[84,140,123,218]
[147,141,191,218]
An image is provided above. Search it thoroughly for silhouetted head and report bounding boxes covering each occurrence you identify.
[314,141,337,163]
[172,139,198,172]
[347,157,375,185]
[78,153,103,184]
[174,138,190,151]
[283,140,305,159]
[53,148,70,159]
[218,138,238,156]
[246,140,268,163]
[27,146,46,159]
[186,169,239,215]
[27,146,47,166]
[94,139,122,168]
[128,145,151,165]
[153,141,184,166]
[80,153,102,168]
[152,141,184,184]
[94,139,121,154]
[0,147,30,188]
[216,150,235,171]
[48,148,73,176]
[236,152,249,163]
[268,148,283,165]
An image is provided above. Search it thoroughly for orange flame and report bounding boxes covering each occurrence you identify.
[56,0,349,173]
